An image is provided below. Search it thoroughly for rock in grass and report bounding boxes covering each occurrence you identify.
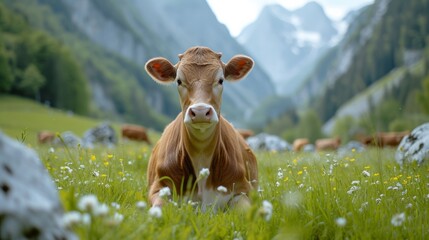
[246,133,292,152]
[0,132,77,240]
[82,122,117,149]
[53,131,82,147]
[395,123,429,165]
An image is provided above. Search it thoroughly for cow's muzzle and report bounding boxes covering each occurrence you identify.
[184,103,219,125]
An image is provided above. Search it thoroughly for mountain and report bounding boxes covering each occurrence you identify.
[238,2,338,95]
[262,0,429,140]
[1,0,275,129]
[299,0,429,133]
[58,0,275,125]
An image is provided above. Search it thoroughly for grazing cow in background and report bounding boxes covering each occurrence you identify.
[145,46,258,211]
[316,137,341,151]
[237,129,254,140]
[361,131,409,148]
[37,131,56,144]
[293,138,309,152]
[121,124,151,145]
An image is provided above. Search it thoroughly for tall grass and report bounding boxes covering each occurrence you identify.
[2,96,427,238]
[33,143,429,239]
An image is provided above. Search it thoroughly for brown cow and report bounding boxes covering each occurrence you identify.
[293,138,309,152]
[121,124,151,145]
[37,131,56,144]
[237,129,254,140]
[315,137,341,151]
[145,46,258,211]
[361,131,409,148]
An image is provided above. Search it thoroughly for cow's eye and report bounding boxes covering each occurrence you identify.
[177,79,182,86]
[218,78,224,85]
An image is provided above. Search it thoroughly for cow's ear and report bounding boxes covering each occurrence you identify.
[224,55,254,81]
[145,57,177,84]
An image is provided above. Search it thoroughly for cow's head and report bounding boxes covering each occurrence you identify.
[145,46,253,136]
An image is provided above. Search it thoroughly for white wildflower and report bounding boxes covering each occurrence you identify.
[375,198,382,204]
[406,203,413,209]
[111,202,121,210]
[277,168,283,179]
[78,195,99,212]
[351,180,360,185]
[391,212,406,227]
[335,217,347,227]
[362,170,370,177]
[149,206,162,218]
[347,186,360,195]
[359,202,368,212]
[92,171,99,177]
[396,182,403,189]
[62,211,82,227]
[48,147,55,153]
[112,212,124,224]
[259,200,273,221]
[81,213,91,225]
[93,203,109,216]
[159,187,171,198]
[217,186,228,193]
[275,181,280,187]
[199,168,210,178]
[136,201,147,209]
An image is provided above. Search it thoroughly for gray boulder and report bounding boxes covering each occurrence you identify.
[338,141,366,157]
[303,144,316,152]
[0,132,76,240]
[396,123,429,165]
[246,133,292,152]
[53,131,82,148]
[82,122,117,149]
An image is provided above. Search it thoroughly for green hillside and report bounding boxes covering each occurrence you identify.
[0,95,108,145]
[0,95,162,146]
[0,0,176,131]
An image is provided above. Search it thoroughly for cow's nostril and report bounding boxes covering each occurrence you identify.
[206,108,211,117]
[190,109,196,117]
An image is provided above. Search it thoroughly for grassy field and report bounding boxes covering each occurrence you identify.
[1,95,429,239]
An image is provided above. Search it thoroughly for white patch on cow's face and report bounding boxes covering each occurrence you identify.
[177,68,223,140]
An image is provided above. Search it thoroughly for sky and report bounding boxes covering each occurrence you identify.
[206,0,374,36]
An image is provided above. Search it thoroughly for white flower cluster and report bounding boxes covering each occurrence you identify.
[199,168,210,178]
[62,194,124,228]
[258,200,273,221]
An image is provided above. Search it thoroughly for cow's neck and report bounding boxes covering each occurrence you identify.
[183,120,220,173]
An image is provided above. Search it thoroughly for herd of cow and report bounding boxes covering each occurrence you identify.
[36,46,427,212]
[37,123,151,147]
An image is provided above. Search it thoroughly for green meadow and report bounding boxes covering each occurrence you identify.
[1,95,428,239]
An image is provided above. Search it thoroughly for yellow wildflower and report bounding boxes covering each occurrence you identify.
[91,155,96,161]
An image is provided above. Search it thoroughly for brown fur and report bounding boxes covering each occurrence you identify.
[148,113,258,206]
[293,138,309,152]
[121,124,151,144]
[360,131,409,148]
[37,131,55,144]
[237,129,254,139]
[315,137,341,151]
